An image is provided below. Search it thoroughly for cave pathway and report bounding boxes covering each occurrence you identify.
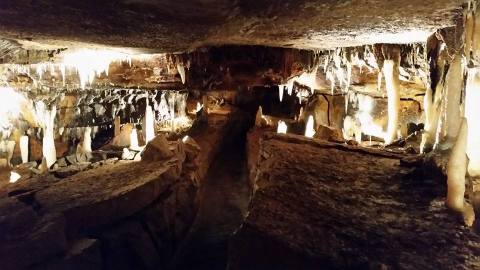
[173,133,252,270]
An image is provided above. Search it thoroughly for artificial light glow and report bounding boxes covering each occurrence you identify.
[182,135,189,143]
[305,116,315,138]
[277,121,288,134]
[0,87,25,131]
[356,94,385,139]
[9,171,21,183]
[62,49,132,89]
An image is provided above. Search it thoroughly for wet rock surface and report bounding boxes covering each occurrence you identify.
[229,131,480,270]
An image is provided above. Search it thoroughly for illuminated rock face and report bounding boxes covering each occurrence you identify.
[466,69,480,176]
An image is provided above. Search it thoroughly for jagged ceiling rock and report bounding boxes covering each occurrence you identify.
[0,0,467,52]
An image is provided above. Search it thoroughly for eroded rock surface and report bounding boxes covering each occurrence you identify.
[230,131,480,270]
[0,108,248,270]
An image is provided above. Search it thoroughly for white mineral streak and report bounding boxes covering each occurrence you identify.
[383,60,400,144]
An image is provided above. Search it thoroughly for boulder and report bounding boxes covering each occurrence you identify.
[142,134,174,161]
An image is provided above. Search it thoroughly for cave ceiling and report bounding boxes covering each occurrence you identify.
[0,0,467,54]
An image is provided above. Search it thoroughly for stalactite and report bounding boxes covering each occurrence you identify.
[473,8,480,60]
[177,63,186,84]
[465,12,474,60]
[383,60,400,144]
[421,87,442,153]
[443,55,464,144]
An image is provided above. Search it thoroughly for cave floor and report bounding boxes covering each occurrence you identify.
[228,131,480,269]
[173,132,252,270]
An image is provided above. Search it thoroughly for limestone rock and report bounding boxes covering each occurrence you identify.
[142,134,174,161]
[229,132,480,270]
[313,125,344,142]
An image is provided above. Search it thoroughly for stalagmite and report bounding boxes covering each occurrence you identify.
[6,141,15,166]
[143,104,155,144]
[277,121,287,134]
[82,127,92,153]
[20,135,28,163]
[305,115,315,138]
[383,60,400,144]
[465,68,480,176]
[447,118,468,211]
[421,87,441,153]
[446,118,475,226]
[130,128,140,150]
[255,106,263,127]
[42,106,57,168]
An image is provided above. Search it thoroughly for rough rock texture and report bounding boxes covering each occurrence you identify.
[0,108,247,270]
[230,131,480,270]
[0,0,465,52]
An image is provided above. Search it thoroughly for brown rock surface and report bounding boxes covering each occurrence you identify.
[229,132,480,270]
[0,1,464,51]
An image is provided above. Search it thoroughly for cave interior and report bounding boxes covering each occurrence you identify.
[1,1,480,270]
